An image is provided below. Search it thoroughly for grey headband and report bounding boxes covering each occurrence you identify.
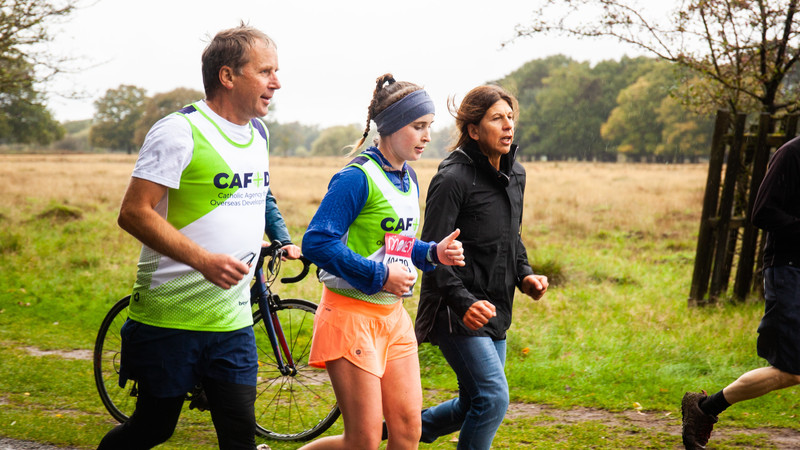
[373,90,435,136]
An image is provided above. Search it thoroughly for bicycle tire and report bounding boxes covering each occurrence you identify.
[93,295,136,423]
[252,298,340,441]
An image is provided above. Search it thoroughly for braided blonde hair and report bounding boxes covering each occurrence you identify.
[348,73,423,156]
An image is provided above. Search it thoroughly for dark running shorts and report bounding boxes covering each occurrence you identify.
[757,265,800,375]
[118,320,258,398]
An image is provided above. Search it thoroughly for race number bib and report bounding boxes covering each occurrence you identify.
[384,233,417,297]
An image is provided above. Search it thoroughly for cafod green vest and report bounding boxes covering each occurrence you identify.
[320,155,420,304]
[129,104,269,331]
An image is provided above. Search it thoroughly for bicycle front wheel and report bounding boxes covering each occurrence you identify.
[253,298,340,441]
[93,295,136,423]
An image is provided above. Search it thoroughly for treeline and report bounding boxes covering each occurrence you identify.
[496,55,714,163]
[44,88,454,158]
[9,56,714,162]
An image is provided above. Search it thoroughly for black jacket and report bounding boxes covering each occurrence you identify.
[752,135,800,268]
[415,141,535,343]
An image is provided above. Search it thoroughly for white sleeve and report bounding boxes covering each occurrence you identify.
[131,114,194,189]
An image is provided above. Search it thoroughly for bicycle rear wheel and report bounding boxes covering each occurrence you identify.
[93,295,136,423]
[253,298,340,441]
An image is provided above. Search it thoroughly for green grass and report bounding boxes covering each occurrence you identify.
[1,174,798,449]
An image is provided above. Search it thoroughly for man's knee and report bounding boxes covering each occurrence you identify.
[204,379,256,448]
[780,369,800,386]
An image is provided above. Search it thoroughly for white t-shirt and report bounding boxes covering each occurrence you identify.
[128,101,270,332]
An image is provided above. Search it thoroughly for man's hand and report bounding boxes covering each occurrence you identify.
[521,274,548,300]
[198,253,250,289]
[462,300,496,330]
[280,244,302,260]
[437,228,465,267]
[383,262,416,297]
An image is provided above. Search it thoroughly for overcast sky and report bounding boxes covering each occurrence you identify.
[46,0,669,128]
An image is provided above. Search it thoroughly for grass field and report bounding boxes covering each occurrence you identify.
[0,154,797,449]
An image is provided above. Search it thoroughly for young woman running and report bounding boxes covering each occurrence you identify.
[300,74,464,450]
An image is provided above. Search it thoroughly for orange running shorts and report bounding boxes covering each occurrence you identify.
[309,286,418,378]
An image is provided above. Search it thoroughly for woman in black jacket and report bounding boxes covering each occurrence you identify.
[415,85,548,449]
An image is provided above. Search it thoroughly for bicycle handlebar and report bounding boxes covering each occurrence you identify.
[281,256,312,284]
[256,240,313,284]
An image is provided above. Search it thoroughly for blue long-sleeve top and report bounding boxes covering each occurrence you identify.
[303,147,438,295]
[264,187,292,245]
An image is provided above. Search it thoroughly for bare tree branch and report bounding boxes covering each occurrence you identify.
[0,0,80,93]
[511,0,800,115]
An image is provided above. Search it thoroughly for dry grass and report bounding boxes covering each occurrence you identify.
[0,154,136,219]
[523,162,707,239]
[0,154,708,240]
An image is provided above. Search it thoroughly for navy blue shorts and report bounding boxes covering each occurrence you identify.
[118,320,258,398]
[757,266,800,375]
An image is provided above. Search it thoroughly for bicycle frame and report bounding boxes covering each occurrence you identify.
[252,268,296,376]
[250,242,311,377]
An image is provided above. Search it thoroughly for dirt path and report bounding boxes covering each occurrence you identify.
[5,346,800,448]
[2,403,799,449]
[0,438,78,450]
[507,402,800,448]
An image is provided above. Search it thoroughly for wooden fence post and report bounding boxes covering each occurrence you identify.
[689,110,730,305]
[734,113,772,301]
[709,114,747,300]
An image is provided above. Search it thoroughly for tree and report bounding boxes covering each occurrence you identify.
[133,87,204,148]
[533,61,604,160]
[90,85,147,153]
[310,124,363,156]
[266,120,320,156]
[495,55,577,159]
[0,1,77,146]
[513,0,800,116]
[655,94,714,163]
[424,124,456,159]
[502,56,651,160]
[601,61,715,162]
[601,61,669,161]
[0,59,63,145]
[0,0,78,94]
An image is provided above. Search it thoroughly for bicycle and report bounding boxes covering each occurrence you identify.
[93,241,340,441]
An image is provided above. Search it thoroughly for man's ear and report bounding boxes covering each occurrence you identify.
[219,66,235,90]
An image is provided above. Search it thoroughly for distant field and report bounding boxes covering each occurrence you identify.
[0,153,708,240]
[2,154,796,449]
